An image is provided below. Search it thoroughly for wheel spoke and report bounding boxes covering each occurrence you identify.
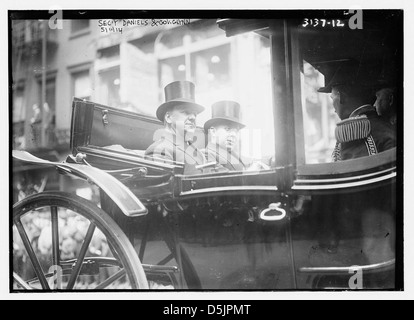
[107,241,120,261]
[138,219,150,261]
[66,222,96,289]
[13,272,32,290]
[95,269,126,290]
[13,191,148,290]
[51,206,60,267]
[157,253,174,265]
[14,219,50,290]
[138,238,147,262]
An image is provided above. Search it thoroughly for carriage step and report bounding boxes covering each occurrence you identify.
[298,259,395,274]
[142,264,179,273]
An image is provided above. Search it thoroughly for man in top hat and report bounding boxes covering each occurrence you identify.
[145,80,210,175]
[202,100,246,171]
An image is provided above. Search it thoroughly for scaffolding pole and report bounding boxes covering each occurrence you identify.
[41,20,47,147]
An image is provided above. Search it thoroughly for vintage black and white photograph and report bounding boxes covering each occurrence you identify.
[9,7,404,294]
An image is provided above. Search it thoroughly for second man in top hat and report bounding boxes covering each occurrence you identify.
[202,100,246,171]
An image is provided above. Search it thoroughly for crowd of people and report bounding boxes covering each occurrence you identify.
[13,208,115,289]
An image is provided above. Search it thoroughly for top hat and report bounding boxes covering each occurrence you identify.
[156,81,205,121]
[204,100,245,131]
[372,66,398,91]
[316,59,377,93]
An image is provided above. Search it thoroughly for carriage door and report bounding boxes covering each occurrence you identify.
[218,11,401,290]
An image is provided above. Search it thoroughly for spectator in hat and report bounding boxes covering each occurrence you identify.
[145,81,210,175]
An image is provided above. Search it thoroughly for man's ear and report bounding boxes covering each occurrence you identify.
[339,91,346,105]
[209,127,216,140]
[164,112,172,124]
[389,93,394,106]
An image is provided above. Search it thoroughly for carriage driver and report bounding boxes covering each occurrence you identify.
[145,80,211,175]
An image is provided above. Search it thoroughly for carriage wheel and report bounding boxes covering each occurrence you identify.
[12,191,148,290]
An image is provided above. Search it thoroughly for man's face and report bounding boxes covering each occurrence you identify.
[166,105,197,138]
[210,121,240,151]
[330,87,343,119]
[330,86,352,120]
[374,88,393,116]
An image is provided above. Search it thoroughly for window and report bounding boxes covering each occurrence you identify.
[37,77,56,125]
[190,44,231,92]
[71,20,90,34]
[72,70,91,100]
[159,55,186,85]
[118,42,158,114]
[12,84,25,123]
[12,84,25,149]
[97,45,120,65]
[34,77,57,147]
[95,45,121,108]
[97,67,121,108]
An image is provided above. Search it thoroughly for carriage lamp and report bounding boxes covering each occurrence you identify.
[75,152,87,163]
[102,109,109,126]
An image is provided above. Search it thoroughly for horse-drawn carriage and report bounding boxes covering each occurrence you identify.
[12,12,401,290]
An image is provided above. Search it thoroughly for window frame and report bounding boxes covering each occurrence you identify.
[69,65,92,101]
[69,19,91,39]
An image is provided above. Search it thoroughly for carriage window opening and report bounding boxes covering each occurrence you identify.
[299,57,397,165]
[295,13,400,167]
[156,22,274,164]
